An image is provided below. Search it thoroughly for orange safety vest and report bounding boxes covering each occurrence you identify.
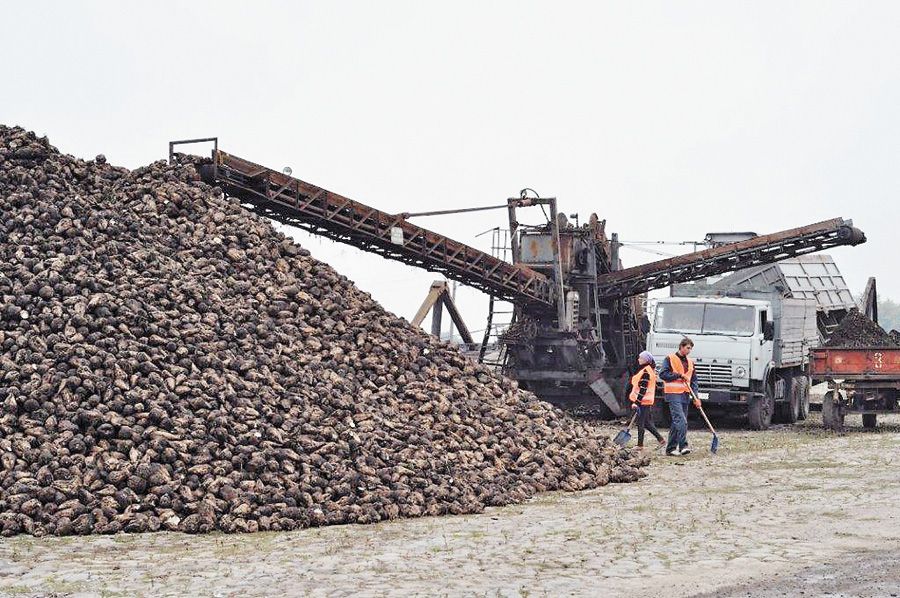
[664,352,695,395]
[629,364,657,406]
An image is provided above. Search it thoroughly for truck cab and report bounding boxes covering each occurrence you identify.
[647,296,772,405]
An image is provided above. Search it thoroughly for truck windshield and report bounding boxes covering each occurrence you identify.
[703,304,755,336]
[655,303,756,337]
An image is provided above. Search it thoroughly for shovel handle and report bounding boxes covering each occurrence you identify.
[687,386,717,435]
[626,410,638,430]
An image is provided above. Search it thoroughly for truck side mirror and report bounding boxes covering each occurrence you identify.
[763,321,775,340]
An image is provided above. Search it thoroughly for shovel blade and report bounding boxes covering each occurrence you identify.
[614,429,631,447]
[710,433,719,454]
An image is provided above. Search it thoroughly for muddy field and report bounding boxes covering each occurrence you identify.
[0,407,897,598]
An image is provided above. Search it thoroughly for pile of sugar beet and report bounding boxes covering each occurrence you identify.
[825,309,899,348]
[0,126,646,537]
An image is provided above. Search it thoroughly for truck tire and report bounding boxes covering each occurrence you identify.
[773,378,799,424]
[748,396,773,430]
[784,376,802,424]
[862,413,877,429]
[749,376,775,430]
[773,402,788,424]
[797,376,811,421]
[822,391,844,431]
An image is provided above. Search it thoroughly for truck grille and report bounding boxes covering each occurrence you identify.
[695,363,732,387]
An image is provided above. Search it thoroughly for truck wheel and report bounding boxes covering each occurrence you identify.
[862,413,877,429]
[822,391,844,431]
[784,377,802,424]
[772,396,786,424]
[797,376,810,421]
[748,394,773,430]
[773,379,800,424]
[749,376,775,430]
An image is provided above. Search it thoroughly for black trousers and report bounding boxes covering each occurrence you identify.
[637,405,663,446]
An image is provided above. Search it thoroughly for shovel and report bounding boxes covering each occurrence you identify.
[613,410,639,447]
[687,386,719,454]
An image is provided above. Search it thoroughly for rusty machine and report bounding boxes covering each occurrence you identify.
[173,139,866,416]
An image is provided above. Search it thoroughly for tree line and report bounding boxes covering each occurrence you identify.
[878,297,900,332]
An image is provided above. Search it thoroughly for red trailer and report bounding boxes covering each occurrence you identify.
[809,347,900,430]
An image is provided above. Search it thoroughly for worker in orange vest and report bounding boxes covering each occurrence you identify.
[659,337,701,456]
[627,350,665,450]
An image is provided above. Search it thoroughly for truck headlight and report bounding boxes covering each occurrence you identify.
[735,366,747,378]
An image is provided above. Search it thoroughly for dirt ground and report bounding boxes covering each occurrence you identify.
[0,409,898,598]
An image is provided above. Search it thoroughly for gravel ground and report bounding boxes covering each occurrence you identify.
[0,411,897,598]
[691,548,900,597]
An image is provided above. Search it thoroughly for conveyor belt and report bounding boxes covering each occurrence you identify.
[202,151,555,307]
[596,218,866,298]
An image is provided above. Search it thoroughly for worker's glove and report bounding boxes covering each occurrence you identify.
[630,402,639,410]
[693,398,701,409]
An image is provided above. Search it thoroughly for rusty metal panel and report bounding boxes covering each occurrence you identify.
[519,232,574,271]
[810,348,900,377]
[520,233,555,264]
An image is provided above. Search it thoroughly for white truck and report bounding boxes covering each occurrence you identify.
[646,255,856,429]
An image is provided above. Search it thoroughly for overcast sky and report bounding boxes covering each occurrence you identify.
[3,1,898,336]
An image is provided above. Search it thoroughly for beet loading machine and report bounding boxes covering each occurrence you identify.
[172,139,866,416]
